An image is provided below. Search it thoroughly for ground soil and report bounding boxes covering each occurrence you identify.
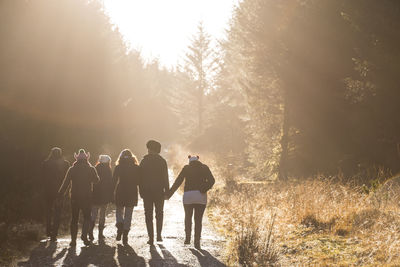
[14,192,226,267]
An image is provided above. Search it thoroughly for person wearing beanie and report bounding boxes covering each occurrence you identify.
[139,140,169,245]
[88,155,114,241]
[58,149,99,246]
[167,155,215,250]
[113,149,141,245]
[42,147,70,242]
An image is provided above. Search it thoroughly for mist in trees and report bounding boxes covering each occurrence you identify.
[1,0,400,224]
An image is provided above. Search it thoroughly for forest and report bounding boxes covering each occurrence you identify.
[1,0,400,265]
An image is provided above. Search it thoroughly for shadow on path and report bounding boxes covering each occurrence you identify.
[18,241,67,267]
[117,244,146,267]
[149,244,188,267]
[189,248,226,267]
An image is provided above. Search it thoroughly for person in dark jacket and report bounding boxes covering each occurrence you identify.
[139,140,169,245]
[167,155,215,250]
[42,147,70,241]
[113,149,141,245]
[88,155,114,241]
[58,149,99,246]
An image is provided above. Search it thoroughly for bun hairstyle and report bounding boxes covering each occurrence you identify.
[188,155,199,163]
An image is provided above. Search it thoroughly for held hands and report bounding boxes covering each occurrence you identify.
[164,190,171,200]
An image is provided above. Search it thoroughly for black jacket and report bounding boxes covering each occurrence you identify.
[42,158,70,201]
[139,154,169,200]
[92,164,114,205]
[169,160,215,195]
[58,160,99,203]
[113,162,141,206]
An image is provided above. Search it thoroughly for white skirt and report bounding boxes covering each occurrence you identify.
[183,190,207,205]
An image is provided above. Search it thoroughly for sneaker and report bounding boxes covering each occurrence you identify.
[69,240,76,247]
[157,236,163,242]
[184,239,190,245]
[147,239,154,245]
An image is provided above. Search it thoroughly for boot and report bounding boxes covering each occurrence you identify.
[146,219,154,245]
[194,232,201,250]
[116,222,123,241]
[156,216,163,242]
[70,225,78,247]
[88,221,95,241]
[98,225,105,240]
[122,230,129,245]
[194,239,201,250]
[184,232,191,245]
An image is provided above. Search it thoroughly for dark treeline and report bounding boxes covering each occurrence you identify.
[0,0,179,223]
[1,0,400,224]
[215,0,400,180]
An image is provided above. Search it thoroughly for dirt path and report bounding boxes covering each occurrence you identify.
[16,190,226,267]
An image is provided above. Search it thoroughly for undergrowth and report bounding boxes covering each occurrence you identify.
[208,174,400,266]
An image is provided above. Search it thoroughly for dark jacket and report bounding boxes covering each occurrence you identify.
[58,160,99,203]
[92,163,114,205]
[169,160,215,195]
[113,162,141,206]
[139,154,169,200]
[42,158,70,201]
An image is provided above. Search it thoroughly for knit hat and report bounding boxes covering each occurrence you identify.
[188,155,199,163]
[98,154,111,164]
[74,149,90,161]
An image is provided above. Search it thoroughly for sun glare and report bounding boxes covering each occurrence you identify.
[103,0,238,67]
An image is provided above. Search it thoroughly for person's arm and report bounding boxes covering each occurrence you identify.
[163,160,169,193]
[58,167,72,196]
[91,166,100,184]
[200,165,215,193]
[168,167,185,198]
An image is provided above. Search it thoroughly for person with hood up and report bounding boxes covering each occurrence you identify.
[58,149,99,246]
[42,147,70,241]
[167,155,215,250]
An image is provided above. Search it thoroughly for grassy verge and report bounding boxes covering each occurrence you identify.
[208,176,400,266]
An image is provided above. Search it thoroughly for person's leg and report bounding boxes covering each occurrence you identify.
[51,199,63,241]
[98,204,107,239]
[45,199,53,237]
[116,205,124,241]
[81,203,91,245]
[193,204,206,249]
[70,200,80,246]
[123,206,133,244]
[89,206,98,241]
[143,198,154,244]
[155,197,165,241]
[184,204,194,244]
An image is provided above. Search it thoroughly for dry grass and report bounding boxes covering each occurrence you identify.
[208,175,400,266]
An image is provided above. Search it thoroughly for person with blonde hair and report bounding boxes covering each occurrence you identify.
[113,149,141,245]
[88,154,114,241]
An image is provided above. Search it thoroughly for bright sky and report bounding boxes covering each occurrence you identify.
[103,0,238,68]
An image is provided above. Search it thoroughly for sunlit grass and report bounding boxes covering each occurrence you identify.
[208,174,400,266]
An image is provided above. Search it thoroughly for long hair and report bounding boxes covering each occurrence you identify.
[116,149,138,166]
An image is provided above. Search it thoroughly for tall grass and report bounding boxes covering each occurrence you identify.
[208,174,400,266]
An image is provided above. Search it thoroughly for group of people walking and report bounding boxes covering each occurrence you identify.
[42,140,215,250]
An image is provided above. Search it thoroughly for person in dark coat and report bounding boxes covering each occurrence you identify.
[113,149,141,245]
[42,147,70,241]
[167,155,215,250]
[58,149,99,246]
[88,155,114,241]
[139,140,169,245]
